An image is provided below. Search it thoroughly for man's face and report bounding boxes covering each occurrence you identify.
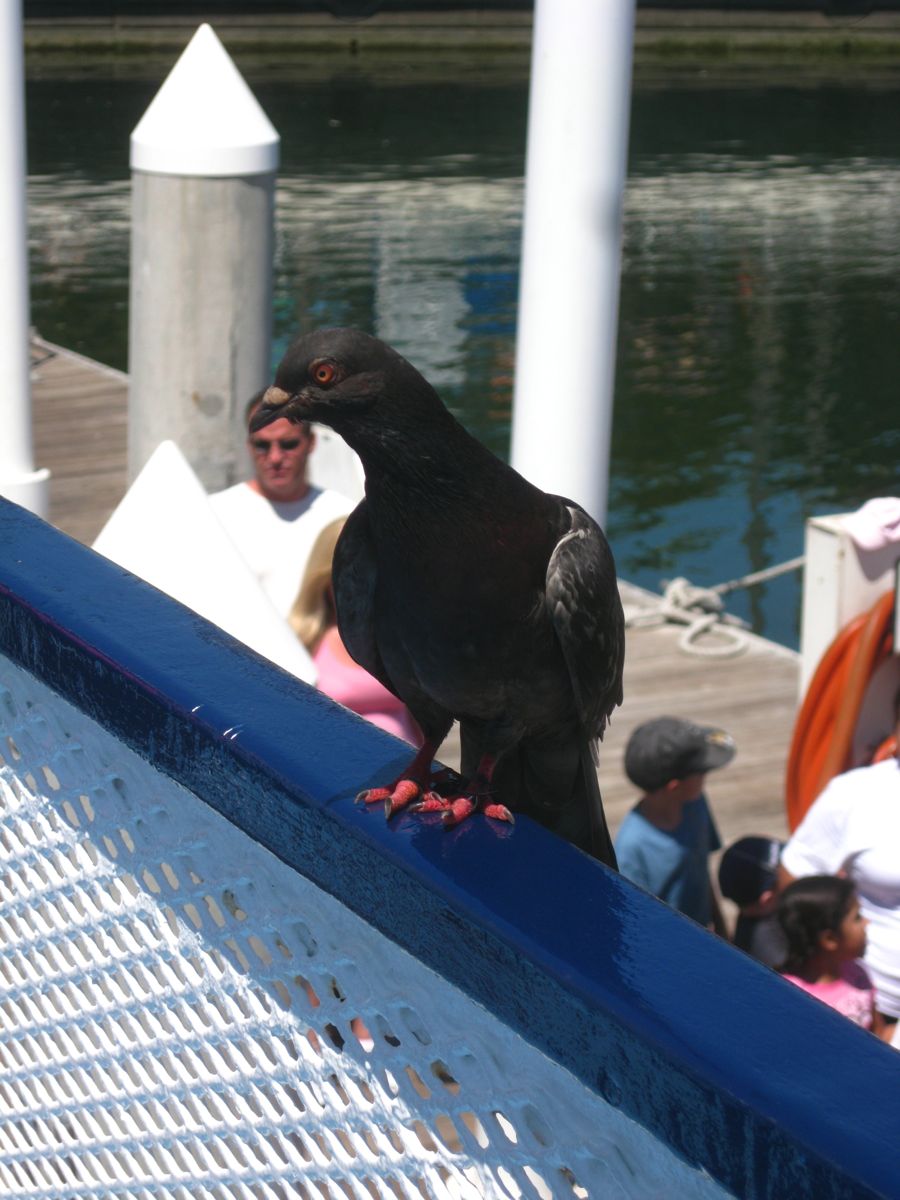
[248,417,314,503]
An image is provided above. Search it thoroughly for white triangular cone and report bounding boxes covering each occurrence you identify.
[307,425,365,505]
[130,23,279,177]
[94,441,316,685]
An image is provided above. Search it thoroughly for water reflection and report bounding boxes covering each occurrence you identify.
[25,69,900,648]
[616,154,900,643]
[273,171,522,457]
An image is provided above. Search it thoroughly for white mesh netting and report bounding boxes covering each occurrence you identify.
[0,657,729,1199]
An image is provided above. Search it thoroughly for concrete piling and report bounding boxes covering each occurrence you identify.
[128,23,280,491]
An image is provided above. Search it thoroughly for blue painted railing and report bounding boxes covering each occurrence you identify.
[0,496,896,1200]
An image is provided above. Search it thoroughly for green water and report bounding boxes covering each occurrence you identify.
[25,59,900,647]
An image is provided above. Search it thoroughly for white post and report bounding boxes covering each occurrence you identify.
[510,0,635,527]
[129,24,280,491]
[0,0,49,516]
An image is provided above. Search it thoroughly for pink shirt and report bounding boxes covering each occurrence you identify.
[782,960,876,1030]
[314,636,420,745]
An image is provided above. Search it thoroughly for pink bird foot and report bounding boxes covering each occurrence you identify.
[410,791,514,829]
[356,778,421,818]
[355,737,464,820]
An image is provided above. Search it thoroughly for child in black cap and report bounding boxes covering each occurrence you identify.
[718,835,786,967]
[615,716,736,931]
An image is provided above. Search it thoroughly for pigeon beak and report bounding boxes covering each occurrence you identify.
[249,386,299,433]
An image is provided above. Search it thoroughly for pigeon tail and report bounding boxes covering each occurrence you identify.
[474,730,618,870]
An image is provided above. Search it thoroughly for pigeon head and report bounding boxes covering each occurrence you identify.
[249,327,447,441]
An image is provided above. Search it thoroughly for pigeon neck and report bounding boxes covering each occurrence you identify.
[362,423,547,528]
[341,409,482,492]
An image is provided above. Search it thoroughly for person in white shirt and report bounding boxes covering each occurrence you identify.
[779,687,900,1043]
[209,393,353,619]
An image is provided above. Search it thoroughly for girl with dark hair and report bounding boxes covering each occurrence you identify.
[777,875,883,1033]
[780,688,900,1040]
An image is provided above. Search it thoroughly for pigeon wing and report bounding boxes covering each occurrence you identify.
[545,502,625,740]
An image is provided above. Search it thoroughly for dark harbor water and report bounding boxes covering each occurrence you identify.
[25,58,900,649]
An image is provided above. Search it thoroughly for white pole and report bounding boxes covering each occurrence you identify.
[0,0,49,515]
[510,0,635,528]
[129,24,280,491]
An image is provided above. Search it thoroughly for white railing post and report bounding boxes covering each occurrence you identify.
[511,0,635,528]
[129,23,280,491]
[0,0,50,516]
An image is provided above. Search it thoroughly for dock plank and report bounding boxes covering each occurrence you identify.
[28,334,799,901]
[31,335,128,547]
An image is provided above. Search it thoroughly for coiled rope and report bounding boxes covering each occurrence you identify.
[623,555,805,659]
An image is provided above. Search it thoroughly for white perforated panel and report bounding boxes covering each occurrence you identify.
[0,657,730,1198]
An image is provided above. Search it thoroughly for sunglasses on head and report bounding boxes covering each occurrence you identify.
[250,436,304,454]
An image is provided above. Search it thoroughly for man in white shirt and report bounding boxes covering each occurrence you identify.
[209,394,353,619]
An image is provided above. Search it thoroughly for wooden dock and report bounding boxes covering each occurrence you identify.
[29,335,798,874]
[31,335,128,548]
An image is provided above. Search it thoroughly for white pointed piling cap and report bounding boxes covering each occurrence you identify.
[93,441,316,686]
[130,23,279,177]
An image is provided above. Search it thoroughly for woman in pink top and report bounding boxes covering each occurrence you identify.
[291,518,420,746]
[777,875,884,1035]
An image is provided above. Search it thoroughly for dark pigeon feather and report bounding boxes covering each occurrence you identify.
[251,327,625,867]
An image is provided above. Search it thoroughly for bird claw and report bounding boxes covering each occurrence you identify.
[410,793,514,829]
[442,797,477,828]
[409,792,453,814]
[356,770,509,830]
[356,786,392,806]
[385,779,422,818]
[357,780,421,818]
[441,799,514,828]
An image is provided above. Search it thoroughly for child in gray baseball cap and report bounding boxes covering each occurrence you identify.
[616,716,736,930]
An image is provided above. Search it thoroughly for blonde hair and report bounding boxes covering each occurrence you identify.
[290,518,347,652]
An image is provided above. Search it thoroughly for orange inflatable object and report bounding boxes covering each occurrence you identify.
[785,590,895,832]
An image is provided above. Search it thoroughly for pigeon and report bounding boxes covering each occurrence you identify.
[251,328,624,867]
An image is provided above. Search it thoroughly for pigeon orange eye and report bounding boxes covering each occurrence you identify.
[312,361,337,385]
